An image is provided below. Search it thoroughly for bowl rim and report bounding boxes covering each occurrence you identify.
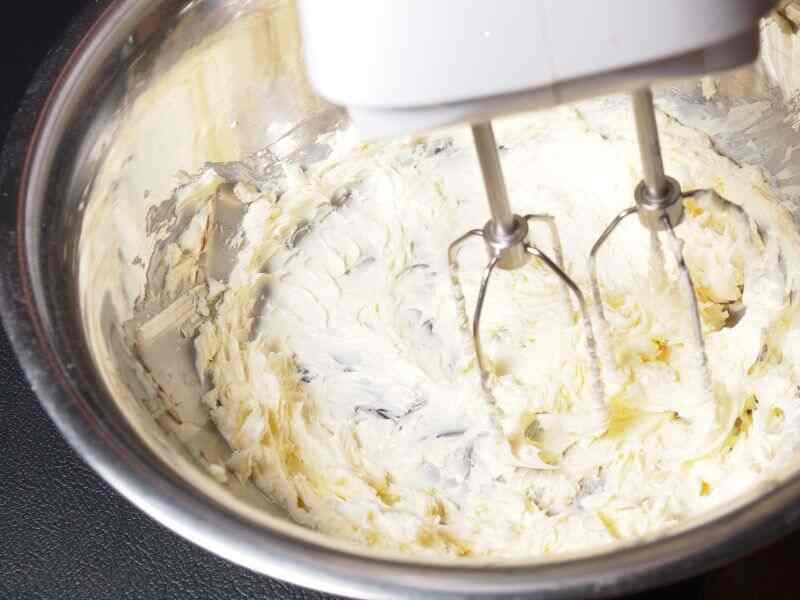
[3,1,800,598]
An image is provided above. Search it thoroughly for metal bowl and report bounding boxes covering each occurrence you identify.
[4,1,800,597]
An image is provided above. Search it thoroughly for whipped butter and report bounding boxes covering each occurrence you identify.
[124,103,800,559]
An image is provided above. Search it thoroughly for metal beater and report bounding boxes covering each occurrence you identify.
[447,122,607,424]
[588,89,713,405]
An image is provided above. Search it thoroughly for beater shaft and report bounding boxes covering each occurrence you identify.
[472,123,515,235]
[632,89,668,199]
[471,124,528,271]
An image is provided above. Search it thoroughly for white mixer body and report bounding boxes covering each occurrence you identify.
[297,0,775,137]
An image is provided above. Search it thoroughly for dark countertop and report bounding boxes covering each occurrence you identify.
[1,2,798,599]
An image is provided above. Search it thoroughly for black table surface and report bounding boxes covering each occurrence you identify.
[2,2,800,599]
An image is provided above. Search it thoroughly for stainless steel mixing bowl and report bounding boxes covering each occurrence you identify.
[5,1,800,597]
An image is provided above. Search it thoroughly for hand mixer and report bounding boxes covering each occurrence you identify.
[296,0,775,436]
